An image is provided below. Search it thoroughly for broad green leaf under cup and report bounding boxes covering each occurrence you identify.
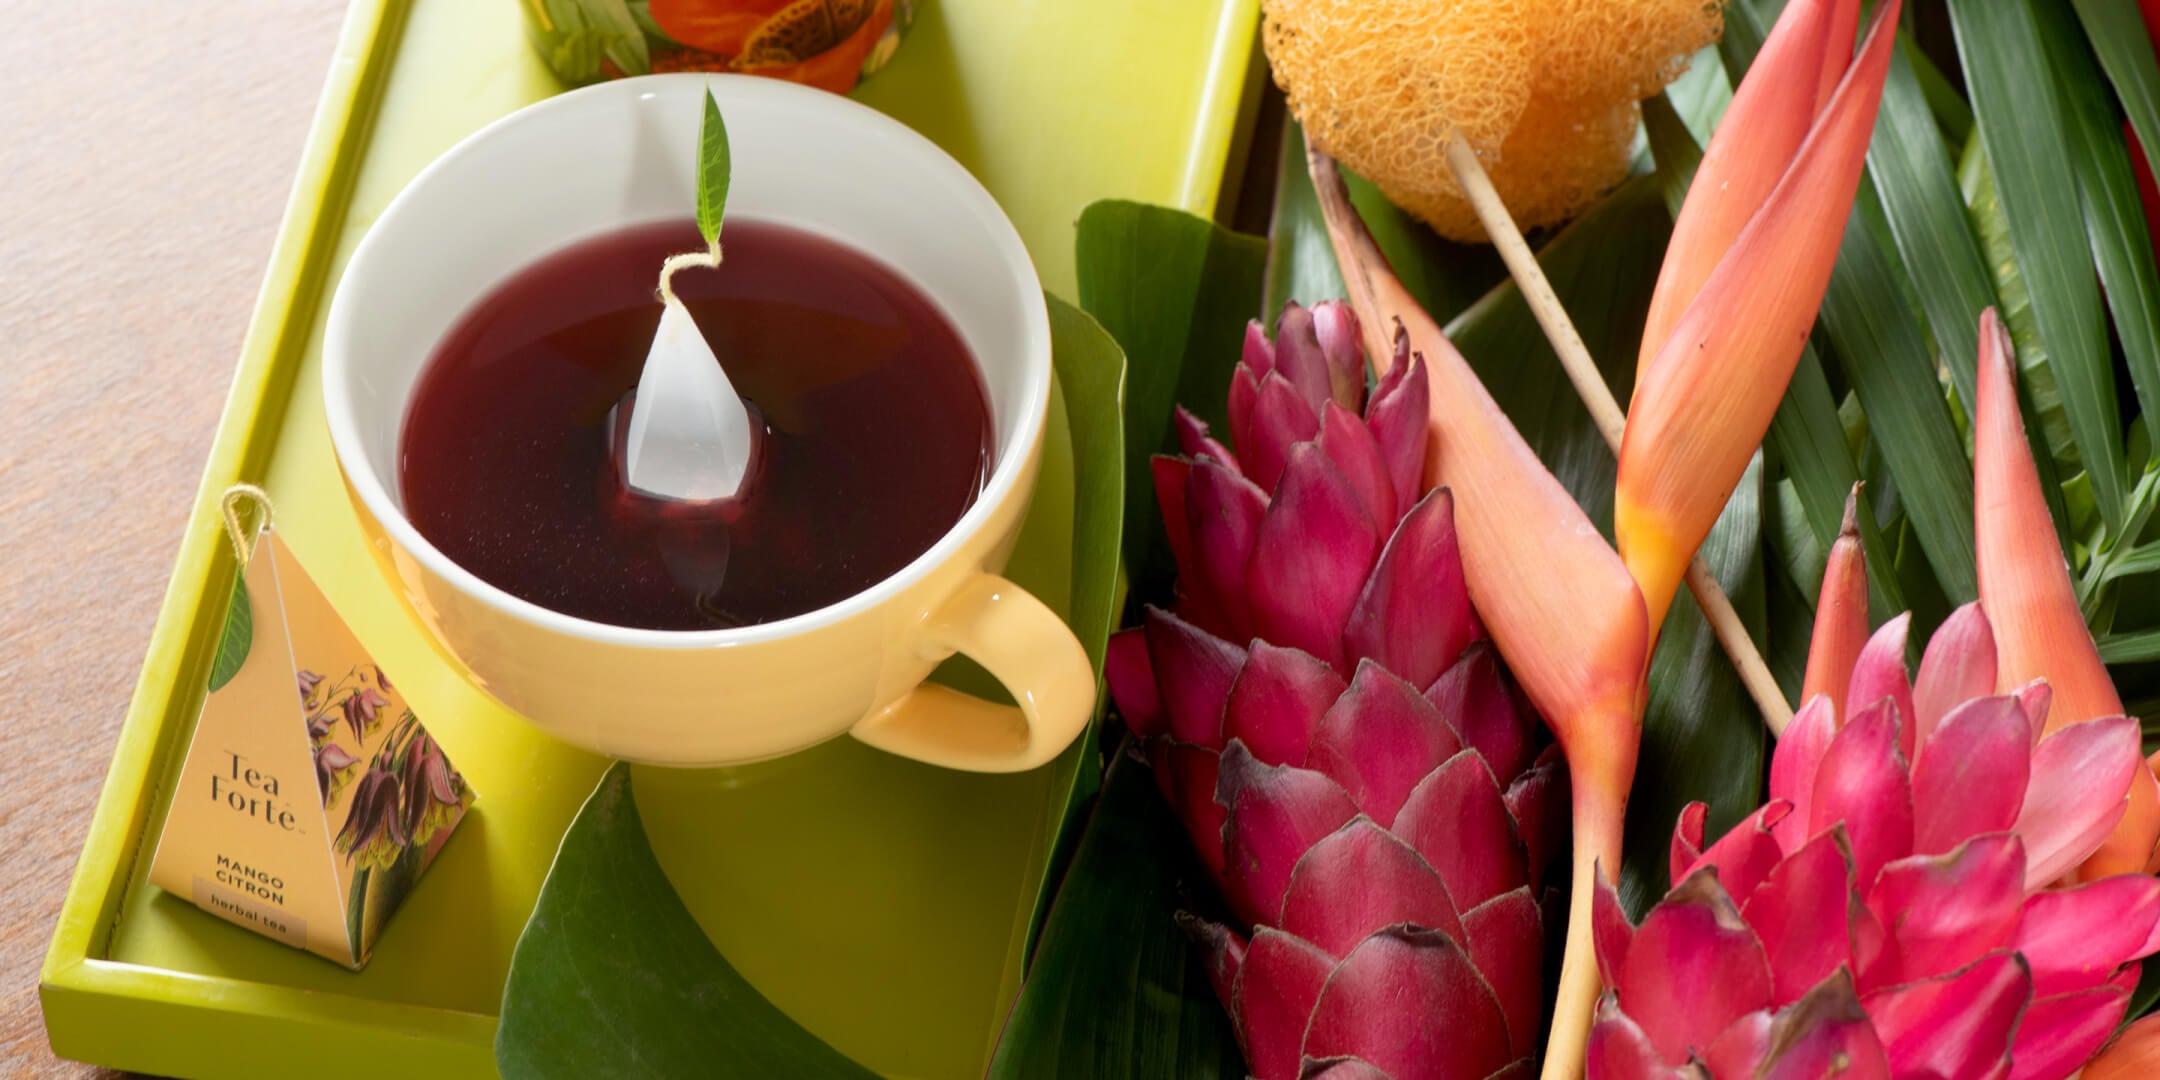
[497,763,881,1079]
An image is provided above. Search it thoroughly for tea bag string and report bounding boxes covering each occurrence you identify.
[656,236,723,307]
[221,484,275,563]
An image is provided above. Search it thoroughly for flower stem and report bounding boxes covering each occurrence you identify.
[1541,774,1627,1080]
[1442,132,1793,735]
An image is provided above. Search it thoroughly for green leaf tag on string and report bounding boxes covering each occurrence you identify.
[628,87,760,504]
[695,87,730,252]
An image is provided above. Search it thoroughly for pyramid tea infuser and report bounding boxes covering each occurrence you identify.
[148,486,473,969]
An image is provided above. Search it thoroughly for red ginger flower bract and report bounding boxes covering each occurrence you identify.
[1108,302,1566,1080]
[1589,648,2160,1078]
[1590,468,2160,1079]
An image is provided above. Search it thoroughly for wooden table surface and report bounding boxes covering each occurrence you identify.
[0,0,346,1073]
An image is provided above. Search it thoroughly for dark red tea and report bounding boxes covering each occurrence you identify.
[400,218,992,631]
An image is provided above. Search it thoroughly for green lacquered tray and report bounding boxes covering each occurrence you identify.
[39,0,1264,1076]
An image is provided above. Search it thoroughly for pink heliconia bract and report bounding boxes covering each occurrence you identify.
[1108,301,1567,1080]
[1587,535,2160,1079]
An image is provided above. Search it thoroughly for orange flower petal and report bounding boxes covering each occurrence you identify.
[1800,486,1869,719]
[1976,308,2123,727]
[1637,0,1853,371]
[1973,308,2159,878]
[1813,0,1863,118]
[2084,1014,2160,1080]
[1614,0,1899,637]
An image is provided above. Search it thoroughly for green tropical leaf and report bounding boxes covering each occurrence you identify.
[2133,955,2160,1023]
[1960,139,2082,548]
[1074,201,1265,604]
[2038,0,2160,462]
[696,89,730,251]
[1018,295,1130,959]
[2074,0,2160,204]
[498,764,880,1079]
[207,574,251,692]
[1950,0,2125,528]
[1261,123,1507,330]
[988,200,1271,1080]
[1813,202,1984,611]
[1901,36,1974,147]
[1769,354,1909,621]
[2100,540,2160,588]
[2101,628,2160,665]
[1664,45,1735,144]
[1866,40,1999,413]
[986,743,1244,1079]
[1642,94,1701,218]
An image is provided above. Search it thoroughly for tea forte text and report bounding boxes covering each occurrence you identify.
[211,750,304,832]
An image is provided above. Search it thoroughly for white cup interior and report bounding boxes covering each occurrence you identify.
[323,74,1051,644]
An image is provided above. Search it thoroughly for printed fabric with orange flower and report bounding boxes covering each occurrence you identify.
[649,0,898,94]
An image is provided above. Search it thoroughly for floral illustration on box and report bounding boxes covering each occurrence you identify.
[296,663,469,865]
[298,665,389,808]
[335,723,467,876]
[295,662,471,960]
[522,0,909,93]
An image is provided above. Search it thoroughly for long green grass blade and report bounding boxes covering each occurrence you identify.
[1814,191,1980,604]
[988,745,1244,1079]
[1950,0,2126,529]
[1960,138,2085,551]
[1866,42,1999,412]
[1768,352,1908,620]
[2101,627,2160,664]
[1961,138,2079,473]
[2101,542,2160,586]
[2040,0,2160,460]
[1643,94,1701,219]
[1901,36,1975,146]
[2073,0,2160,188]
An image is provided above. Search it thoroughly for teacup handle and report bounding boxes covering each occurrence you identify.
[852,573,1095,773]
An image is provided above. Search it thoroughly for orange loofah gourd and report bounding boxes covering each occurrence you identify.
[1265,0,1721,242]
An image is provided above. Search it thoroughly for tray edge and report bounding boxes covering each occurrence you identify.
[35,0,489,1071]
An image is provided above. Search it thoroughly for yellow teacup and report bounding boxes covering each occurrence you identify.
[321,74,1093,771]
